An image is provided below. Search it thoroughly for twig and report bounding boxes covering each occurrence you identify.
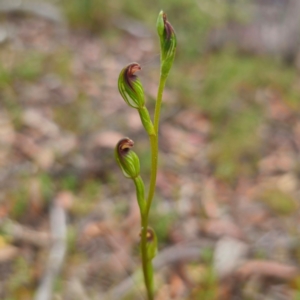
[0,218,51,248]
[236,260,299,281]
[34,200,67,300]
[0,0,64,23]
[65,277,91,300]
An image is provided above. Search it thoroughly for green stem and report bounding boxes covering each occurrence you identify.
[139,135,156,300]
[138,106,155,136]
[139,72,168,300]
[146,135,158,216]
[134,177,153,299]
[140,216,153,300]
[146,73,167,215]
[154,74,168,133]
[133,176,146,214]
[147,259,154,295]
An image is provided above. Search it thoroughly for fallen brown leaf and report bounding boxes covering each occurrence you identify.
[237,260,299,280]
[0,245,19,262]
[169,272,186,298]
[202,219,244,239]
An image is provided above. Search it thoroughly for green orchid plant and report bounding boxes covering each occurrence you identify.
[115,11,176,300]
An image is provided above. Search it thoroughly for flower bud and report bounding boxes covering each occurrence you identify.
[156,11,177,76]
[118,63,145,109]
[140,227,157,261]
[115,138,140,179]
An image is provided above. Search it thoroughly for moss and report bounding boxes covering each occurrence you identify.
[62,0,114,32]
[45,48,72,80]
[71,179,101,216]
[39,173,55,203]
[60,174,79,191]
[188,249,218,300]
[260,189,297,216]
[6,257,34,299]
[9,187,30,220]
[13,51,45,81]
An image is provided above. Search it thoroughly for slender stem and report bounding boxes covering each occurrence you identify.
[145,134,158,216]
[146,73,167,215]
[139,136,155,300]
[133,176,146,214]
[154,74,168,134]
[138,107,155,136]
[139,72,168,300]
[134,176,153,299]
[141,215,153,300]
[146,260,154,294]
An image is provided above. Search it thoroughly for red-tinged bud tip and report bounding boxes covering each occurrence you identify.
[117,138,134,157]
[115,138,140,179]
[156,11,177,75]
[124,63,142,90]
[163,13,174,41]
[118,63,145,109]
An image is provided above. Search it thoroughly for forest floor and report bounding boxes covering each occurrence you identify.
[0,3,300,300]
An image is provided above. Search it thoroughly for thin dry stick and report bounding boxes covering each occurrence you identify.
[0,218,50,248]
[65,277,91,300]
[34,200,67,300]
[0,0,64,23]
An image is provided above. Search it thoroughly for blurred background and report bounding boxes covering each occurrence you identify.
[0,0,300,299]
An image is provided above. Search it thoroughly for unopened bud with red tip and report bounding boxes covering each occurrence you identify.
[115,138,140,179]
[118,63,145,109]
[118,63,155,136]
[156,11,177,76]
